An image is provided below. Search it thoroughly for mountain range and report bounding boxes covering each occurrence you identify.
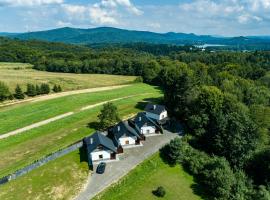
[1,27,270,49]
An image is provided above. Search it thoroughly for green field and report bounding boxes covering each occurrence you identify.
[0,62,136,91]
[0,149,89,200]
[0,84,162,178]
[0,84,156,134]
[94,154,202,200]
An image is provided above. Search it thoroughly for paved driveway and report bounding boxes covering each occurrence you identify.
[74,131,179,200]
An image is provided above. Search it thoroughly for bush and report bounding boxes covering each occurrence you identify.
[153,186,166,197]
[14,85,25,99]
[160,138,183,165]
[0,81,11,101]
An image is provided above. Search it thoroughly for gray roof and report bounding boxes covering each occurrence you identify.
[144,103,166,115]
[84,132,117,153]
[112,121,141,143]
[134,112,160,129]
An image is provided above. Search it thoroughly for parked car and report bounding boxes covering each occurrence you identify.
[96,162,106,174]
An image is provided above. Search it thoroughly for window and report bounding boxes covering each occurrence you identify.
[147,129,150,134]
[99,154,103,159]
[161,115,165,119]
[125,140,129,145]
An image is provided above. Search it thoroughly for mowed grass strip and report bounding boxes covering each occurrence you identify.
[0,62,136,91]
[0,149,89,200]
[94,154,202,200]
[0,84,157,134]
[0,92,162,178]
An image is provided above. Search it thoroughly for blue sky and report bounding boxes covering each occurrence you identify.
[0,0,270,36]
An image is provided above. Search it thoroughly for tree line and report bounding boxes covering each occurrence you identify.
[0,82,62,101]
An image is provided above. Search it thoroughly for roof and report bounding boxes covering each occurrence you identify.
[144,103,166,115]
[134,112,160,129]
[112,121,141,142]
[84,131,117,153]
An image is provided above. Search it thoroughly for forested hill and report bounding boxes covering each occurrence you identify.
[3,27,270,50]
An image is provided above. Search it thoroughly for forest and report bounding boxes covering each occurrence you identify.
[0,36,269,199]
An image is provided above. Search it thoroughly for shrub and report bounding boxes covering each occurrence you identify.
[14,85,25,99]
[0,81,11,101]
[153,186,166,197]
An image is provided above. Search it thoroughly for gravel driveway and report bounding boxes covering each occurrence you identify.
[74,130,180,200]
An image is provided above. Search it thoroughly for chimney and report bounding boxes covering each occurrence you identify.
[139,117,142,121]
[117,126,120,131]
[153,105,156,110]
[90,138,93,144]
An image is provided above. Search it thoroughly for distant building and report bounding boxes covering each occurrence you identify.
[83,132,118,166]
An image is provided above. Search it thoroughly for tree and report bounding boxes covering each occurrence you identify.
[35,84,41,95]
[40,83,50,94]
[14,85,25,99]
[26,83,36,97]
[160,138,183,165]
[0,81,11,101]
[153,186,166,197]
[57,85,62,92]
[53,84,58,93]
[199,157,235,200]
[98,102,120,130]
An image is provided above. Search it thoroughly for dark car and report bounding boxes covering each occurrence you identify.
[96,162,106,174]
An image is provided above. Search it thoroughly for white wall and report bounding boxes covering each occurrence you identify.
[119,136,137,146]
[159,111,168,120]
[141,126,156,134]
[91,150,111,161]
[146,110,168,121]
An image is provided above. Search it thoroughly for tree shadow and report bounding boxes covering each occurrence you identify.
[158,146,177,167]
[87,121,100,130]
[135,97,165,111]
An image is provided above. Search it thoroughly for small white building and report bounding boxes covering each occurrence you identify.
[134,112,162,136]
[144,103,168,121]
[83,132,117,165]
[110,121,143,148]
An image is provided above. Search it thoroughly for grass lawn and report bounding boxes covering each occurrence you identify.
[0,62,136,91]
[94,154,202,200]
[0,149,89,200]
[0,88,162,178]
[0,83,157,134]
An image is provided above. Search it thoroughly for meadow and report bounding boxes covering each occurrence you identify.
[93,154,202,200]
[0,149,89,200]
[0,84,162,178]
[0,84,156,134]
[0,62,136,91]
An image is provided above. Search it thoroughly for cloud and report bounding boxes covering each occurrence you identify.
[62,0,142,26]
[0,0,63,7]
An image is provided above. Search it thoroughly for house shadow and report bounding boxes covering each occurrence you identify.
[79,146,88,163]
[135,97,165,111]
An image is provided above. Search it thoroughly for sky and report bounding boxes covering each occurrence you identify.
[0,0,270,36]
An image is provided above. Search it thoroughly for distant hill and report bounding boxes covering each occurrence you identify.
[4,27,270,49]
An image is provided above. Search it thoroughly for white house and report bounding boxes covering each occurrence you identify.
[110,121,143,148]
[83,131,117,165]
[144,103,168,121]
[134,112,163,136]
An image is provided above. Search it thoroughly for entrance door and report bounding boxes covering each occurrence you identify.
[99,154,103,159]
[125,140,129,145]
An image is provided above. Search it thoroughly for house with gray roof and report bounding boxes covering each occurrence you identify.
[109,121,144,149]
[144,103,168,124]
[83,131,117,166]
[134,112,163,136]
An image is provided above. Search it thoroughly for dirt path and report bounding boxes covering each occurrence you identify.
[0,85,130,108]
[0,93,148,140]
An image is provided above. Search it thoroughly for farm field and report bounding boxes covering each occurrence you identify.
[0,84,155,135]
[0,149,89,200]
[0,62,136,91]
[0,84,162,178]
[94,154,202,200]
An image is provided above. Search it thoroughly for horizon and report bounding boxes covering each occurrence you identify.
[0,0,270,36]
[1,26,270,38]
